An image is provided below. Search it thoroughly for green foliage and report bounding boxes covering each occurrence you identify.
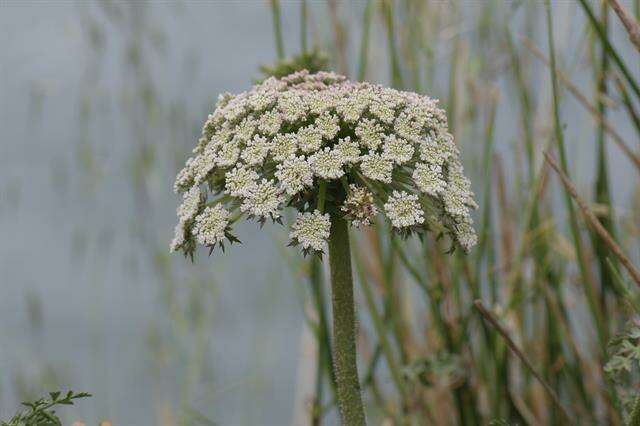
[258,48,329,81]
[606,321,640,416]
[1,391,91,426]
[488,420,517,426]
[402,352,464,388]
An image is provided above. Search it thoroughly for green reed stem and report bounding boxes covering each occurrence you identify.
[614,75,640,139]
[354,249,409,417]
[505,27,535,182]
[269,0,285,60]
[357,0,373,81]
[592,0,618,304]
[381,0,404,89]
[309,255,338,414]
[328,213,366,426]
[607,257,640,314]
[475,94,497,294]
[300,0,308,54]
[545,0,607,345]
[577,0,640,99]
[310,257,325,425]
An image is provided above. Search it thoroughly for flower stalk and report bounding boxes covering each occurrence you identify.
[328,212,366,425]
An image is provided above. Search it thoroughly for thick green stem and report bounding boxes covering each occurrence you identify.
[328,213,366,425]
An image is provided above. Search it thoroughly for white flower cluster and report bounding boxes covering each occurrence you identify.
[171,70,477,257]
[192,205,232,247]
[290,210,331,253]
[384,191,424,228]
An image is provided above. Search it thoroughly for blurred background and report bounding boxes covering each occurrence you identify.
[1,1,639,425]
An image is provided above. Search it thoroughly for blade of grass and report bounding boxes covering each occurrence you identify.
[613,74,640,139]
[505,26,536,182]
[381,0,404,89]
[607,0,640,53]
[327,0,348,75]
[310,256,338,402]
[606,257,640,313]
[300,0,308,54]
[357,0,373,81]
[577,0,640,99]
[474,89,498,301]
[353,246,411,421]
[545,0,607,345]
[269,0,285,60]
[545,152,640,287]
[473,300,572,422]
[592,0,619,307]
[521,36,640,173]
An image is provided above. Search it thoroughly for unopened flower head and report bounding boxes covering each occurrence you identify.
[342,185,378,227]
[171,70,477,258]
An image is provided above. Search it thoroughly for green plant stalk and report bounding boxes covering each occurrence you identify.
[269,0,285,60]
[381,0,404,89]
[404,0,423,93]
[328,213,366,425]
[300,0,308,54]
[379,232,409,364]
[398,237,483,425]
[614,76,640,139]
[311,179,338,411]
[474,95,497,298]
[606,257,640,313]
[309,257,326,425]
[577,0,640,99]
[354,249,410,420]
[357,0,373,81]
[505,26,535,182]
[545,0,607,346]
[592,0,618,304]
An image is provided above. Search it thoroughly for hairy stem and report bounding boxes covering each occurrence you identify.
[328,213,366,425]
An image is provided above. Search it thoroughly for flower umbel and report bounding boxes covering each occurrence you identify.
[289,210,331,255]
[171,70,477,256]
[191,205,238,252]
[384,190,425,229]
